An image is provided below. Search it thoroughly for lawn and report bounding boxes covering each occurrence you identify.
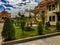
[14,25,38,39]
[14,25,56,40]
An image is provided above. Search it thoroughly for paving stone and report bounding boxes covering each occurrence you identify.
[14,36,60,45]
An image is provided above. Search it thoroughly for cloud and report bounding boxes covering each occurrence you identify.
[10,0,39,17]
[0,1,5,5]
[0,0,41,17]
[0,0,41,9]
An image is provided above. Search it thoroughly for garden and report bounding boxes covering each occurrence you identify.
[2,12,60,42]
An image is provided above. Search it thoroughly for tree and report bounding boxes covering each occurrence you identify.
[20,15,26,35]
[18,12,21,17]
[15,12,21,26]
[29,12,32,27]
[31,9,39,23]
[2,18,15,41]
[41,11,45,26]
[15,16,20,26]
[38,22,43,35]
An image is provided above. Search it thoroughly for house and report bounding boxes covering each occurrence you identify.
[46,0,60,25]
[35,0,60,25]
[0,9,11,23]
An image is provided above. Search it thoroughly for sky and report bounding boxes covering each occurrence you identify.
[0,0,41,17]
[0,5,4,12]
[0,0,41,12]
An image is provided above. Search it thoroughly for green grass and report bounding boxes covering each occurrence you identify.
[43,27,56,34]
[14,26,23,39]
[14,25,38,39]
[24,26,38,37]
[14,25,56,39]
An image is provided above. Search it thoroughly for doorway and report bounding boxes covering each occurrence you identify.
[57,15,60,21]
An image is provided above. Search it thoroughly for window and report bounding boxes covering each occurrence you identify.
[52,16,55,21]
[49,16,51,21]
[52,4,55,10]
[48,3,56,11]
[49,5,51,11]
[49,16,55,21]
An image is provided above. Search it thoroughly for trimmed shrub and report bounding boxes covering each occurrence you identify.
[2,18,15,41]
[20,20,25,30]
[11,19,14,24]
[38,22,43,35]
[20,15,26,35]
[46,21,50,27]
[20,20,26,35]
[56,22,60,32]
[45,21,50,30]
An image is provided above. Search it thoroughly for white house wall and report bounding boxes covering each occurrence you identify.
[46,1,60,25]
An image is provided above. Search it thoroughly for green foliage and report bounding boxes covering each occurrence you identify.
[56,22,60,32]
[20,15,26,35]
[20,15,26,29]
[20,20,25,30]
[29,15,32,27]
[38,22,43,35]
[11,19,14,24]
[2,18,15,41]
[18,12,21,16]
[25,26,34,31]
[41,11,45,25]
[45,21,50,30]
[15,16,20,26]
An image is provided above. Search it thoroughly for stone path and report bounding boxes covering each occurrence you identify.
[14,35,60,45]
[0,23,4,45]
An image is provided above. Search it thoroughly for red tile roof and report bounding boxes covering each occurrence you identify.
[35,0,55,10]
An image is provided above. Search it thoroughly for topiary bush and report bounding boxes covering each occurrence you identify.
[38,22,43,35]
[20,20,25,30]
[2,18,15,41]
[46,21,50,27]
[56,22,60,32]
[45,21,50,30]
[20,15,26,35]
[11,19,14,24]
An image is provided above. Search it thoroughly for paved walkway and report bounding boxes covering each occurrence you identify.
[14,35,60,45]
[0,23,4,45]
